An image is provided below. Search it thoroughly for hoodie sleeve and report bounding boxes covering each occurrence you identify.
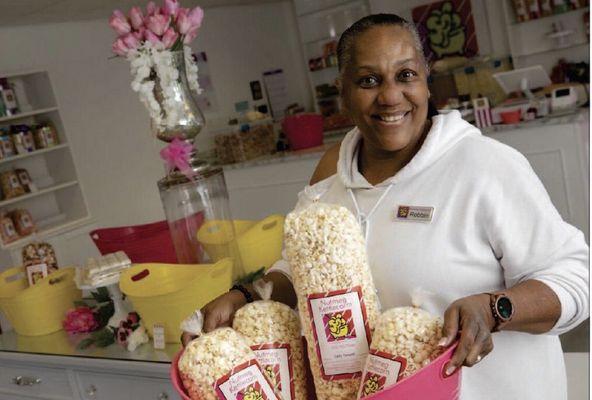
[484,144,589,335]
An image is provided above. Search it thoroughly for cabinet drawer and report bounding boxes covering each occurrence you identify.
[76,372,179,400]
[0,364,74,399]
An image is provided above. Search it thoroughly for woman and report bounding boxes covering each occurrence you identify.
[184,14,589,399]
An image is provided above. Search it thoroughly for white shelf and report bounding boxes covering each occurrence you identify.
[0,69,47,80]
[0,144,68,165]
[0,180,78,208]
[508,6,589,26]
[1,215,92,250]
[0,107,59,123]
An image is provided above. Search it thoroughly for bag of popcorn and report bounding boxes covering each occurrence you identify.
[357,306,444,399]
[178,327,283,400]
[284,202,380,400]
[233,280,308,400]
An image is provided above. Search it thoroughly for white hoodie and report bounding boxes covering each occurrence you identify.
[270,110,589,399]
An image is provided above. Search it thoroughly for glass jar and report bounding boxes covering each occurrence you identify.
[158,159,244,280]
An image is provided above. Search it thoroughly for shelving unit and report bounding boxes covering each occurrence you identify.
[0,70,91,252]
[501,1,589,70]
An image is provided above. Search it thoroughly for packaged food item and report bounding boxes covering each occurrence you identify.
[0,170,25,199]
[41,124,59,148]
[525,0,541,18]
[0,212,19,244]
[178,327,281,400]
[357,307,444,398]
[215,134,235,164]
[0,134,16,158]
[11,209,36,237]
[512,0,530,21]
[22,242,58,272]
[233,281,308,400]
[284,203,381,400]
[15,169,36,193]
[0,79,19,115]
[538,0,553,15]
[76,251,131,287]
[11,125,35,154]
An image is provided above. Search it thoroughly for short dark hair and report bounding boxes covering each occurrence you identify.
[336,14,427,73]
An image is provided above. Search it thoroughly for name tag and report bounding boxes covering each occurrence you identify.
[395,205,434,223]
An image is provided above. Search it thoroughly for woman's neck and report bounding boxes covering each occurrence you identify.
[358,120,431,186]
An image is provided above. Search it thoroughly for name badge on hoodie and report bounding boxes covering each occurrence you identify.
[396,205,434,222]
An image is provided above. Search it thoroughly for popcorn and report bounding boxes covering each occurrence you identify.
[179,328,281,400]
[233,299,308,400]
[284,203,380,400]
[358,307,444,398]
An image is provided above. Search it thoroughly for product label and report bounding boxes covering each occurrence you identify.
[9,175,20,189]
[251,343,294,400]
[26,263,48,286]
[21,214,33,228]
[215,359,280,400]
[357,350,407,399]
[152,324,165,350]
[395,205,434,222]
[307,286,372,380]
[2,220,15,237]
[2,141,13,156]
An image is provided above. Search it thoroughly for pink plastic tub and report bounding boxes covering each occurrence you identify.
[170,350,192,400]
[282,113,323,150]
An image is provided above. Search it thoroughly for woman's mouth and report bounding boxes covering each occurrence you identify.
[371,111,411,125]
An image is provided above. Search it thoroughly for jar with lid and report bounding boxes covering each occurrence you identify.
[158,155,244,280]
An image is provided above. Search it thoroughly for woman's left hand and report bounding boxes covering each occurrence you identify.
[439,294,496,376]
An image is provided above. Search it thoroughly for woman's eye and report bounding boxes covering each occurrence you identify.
[358,76,379,88]
[399,70,418,81]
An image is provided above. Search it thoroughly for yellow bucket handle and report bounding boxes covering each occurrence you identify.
[41,269,71,288]
[258,215,283,232]
[3,269,24,284]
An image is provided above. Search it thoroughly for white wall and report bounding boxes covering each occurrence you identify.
[0,1,310,265]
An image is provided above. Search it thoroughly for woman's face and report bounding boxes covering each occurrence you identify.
[340,25,430,153]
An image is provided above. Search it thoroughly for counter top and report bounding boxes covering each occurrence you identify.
[0,329,179,365]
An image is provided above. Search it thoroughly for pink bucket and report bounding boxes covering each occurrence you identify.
[170,350,192,400]
[282,113,323,150]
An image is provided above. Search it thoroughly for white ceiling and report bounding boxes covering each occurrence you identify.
[0,0,284,26]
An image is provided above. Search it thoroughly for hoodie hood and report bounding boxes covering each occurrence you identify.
[337,110,481,189]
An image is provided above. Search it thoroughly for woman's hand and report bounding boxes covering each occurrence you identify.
[181,290,247,346]
[439,294,496,376]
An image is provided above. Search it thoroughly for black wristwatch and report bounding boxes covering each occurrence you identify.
[231,284,253,303]
[487,293,514,332]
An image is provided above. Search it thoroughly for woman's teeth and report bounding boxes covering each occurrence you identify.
[375,112,408,123]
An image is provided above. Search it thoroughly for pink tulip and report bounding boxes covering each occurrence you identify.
[113,9,126,20]
[109,11,131,35]
[112,38,129,56]
[188,7,204,30]
[145,30,162,46]
[162,27,179,49]
[132,26,146,41]
[146,13,169,36]
[164,0,180,18]
[146,1,158,16]
[183,26,199,44]
[176,8,191,34]
[129,6,144,30]
[122,33,140,51]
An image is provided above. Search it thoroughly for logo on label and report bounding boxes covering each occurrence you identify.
[396,205,434,222]
[361,373,387,397]
[324,310,356,341]
[238,382,267,400]
[262,364,281,392]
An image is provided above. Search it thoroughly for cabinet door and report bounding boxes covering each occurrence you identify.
[76,372,179,400]
[0,364,74,399]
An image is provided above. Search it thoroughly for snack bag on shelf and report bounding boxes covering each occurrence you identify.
[0,170,25,199]
[233,280,308,400]
[284,202,380,400]
[0,212,19,244]
[357,304,444,399]
[22,242,58,272]
[12,209,36,236]
[178,327,283,400]
[16,169,36,193]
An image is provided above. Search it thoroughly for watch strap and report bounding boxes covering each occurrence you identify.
[231,284,253,303]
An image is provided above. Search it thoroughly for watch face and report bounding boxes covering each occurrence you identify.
[496,297,513,321]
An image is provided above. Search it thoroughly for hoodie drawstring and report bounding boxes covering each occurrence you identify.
[348,185,393,241]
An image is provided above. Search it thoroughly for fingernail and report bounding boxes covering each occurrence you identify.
[438,337,448,347]
[445,365,456,376]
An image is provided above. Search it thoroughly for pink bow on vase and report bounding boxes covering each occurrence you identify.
[159,138,195,178]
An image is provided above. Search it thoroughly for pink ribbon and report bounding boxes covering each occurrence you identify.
[159,138,195,178]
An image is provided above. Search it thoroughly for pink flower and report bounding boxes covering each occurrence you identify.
[188,7,204,30]
[109,11,131,35]
[162,27,179,49]
[146,13,169,36]
[164,0,180,18]
[145,30,162,46]
[127,312,140,325]
[63,307,98,334]
[146,1,158,16]
[129,6,144,30]
[132,27,146,41]
[176,8,191,34]
[116,324,132,346]
[111,38,129,56]
[160,138,194,175]
[183,27,199,44]
[122,33,140,51]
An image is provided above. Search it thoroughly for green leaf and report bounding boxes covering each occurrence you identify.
[91,287,111,303]
[94,301,115,328]
[91,328,115,347]
[77,338,95,350]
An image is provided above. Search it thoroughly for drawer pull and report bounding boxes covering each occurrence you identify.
[158,393,169,400]
[13,376,42,386]
[86,384,98,397]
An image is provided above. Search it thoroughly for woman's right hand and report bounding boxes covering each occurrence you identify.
[181,289,247,347]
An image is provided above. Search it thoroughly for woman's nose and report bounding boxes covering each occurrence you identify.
[376,81,404,107]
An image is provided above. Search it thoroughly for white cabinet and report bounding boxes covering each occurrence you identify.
[0,70,91,259]
[76,372,177,400]
[0,363,75,400]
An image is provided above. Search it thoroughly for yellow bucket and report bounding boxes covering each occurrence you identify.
[197,214,284,275]
[119,258,233,343]
[0,267,81,336]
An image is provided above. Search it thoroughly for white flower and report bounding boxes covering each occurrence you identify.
[126,325,149,352]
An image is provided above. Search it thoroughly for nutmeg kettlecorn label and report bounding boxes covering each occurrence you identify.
[357,350,407,399]
[307,287,372,380]
[215,359,280,400]
[252,343,294,400]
